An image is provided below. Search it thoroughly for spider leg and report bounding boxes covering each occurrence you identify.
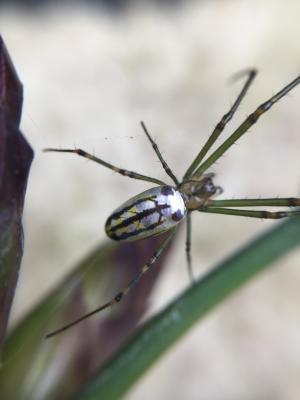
[207,197,300,208]
[184,68,257,179]
[140,121,179,186]
[194,74,300,176]
[185,212,195,283]
[198,207,300,219]
[45,228,177,338]
[43,148,166,186]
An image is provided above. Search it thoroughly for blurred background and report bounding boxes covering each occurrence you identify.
[2,0,300,398]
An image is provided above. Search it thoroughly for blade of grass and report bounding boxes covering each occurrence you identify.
[0,232,176,399]
[76,216,300,400]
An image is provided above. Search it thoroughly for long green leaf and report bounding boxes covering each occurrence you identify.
[1,233,176,399]
[76,216,300,400]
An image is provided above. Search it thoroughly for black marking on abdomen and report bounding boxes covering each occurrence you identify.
[106,196,156,227]
[172,209,184,221]
[110,218,166,241]
[161,186,174,196]
[108,203,170,238]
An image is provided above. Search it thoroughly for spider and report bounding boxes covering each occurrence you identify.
[44,69,300,338]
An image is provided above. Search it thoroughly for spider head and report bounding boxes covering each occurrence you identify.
[178,172,223,210]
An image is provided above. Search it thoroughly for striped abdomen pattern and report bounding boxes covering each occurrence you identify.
[105,185,186,242]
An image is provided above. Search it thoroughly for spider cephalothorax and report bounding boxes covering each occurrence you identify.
[178,173,223,210]
[44,69,300,338]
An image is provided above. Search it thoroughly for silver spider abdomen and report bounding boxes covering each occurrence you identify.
[105,185,186,242]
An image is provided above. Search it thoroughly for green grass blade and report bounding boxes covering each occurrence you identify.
[0,233,175,399]
[76,217,300,400]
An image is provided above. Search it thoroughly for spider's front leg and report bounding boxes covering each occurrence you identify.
[184,68,257,179]
[194,74,300,176]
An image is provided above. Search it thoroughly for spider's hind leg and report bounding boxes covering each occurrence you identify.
[198,207,300,219]
[185,212,195,283]
[46,228,177,339]
[198,196,300,219]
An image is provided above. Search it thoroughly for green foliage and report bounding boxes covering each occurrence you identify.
[1,217,300,399]
[75,217,300,399]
